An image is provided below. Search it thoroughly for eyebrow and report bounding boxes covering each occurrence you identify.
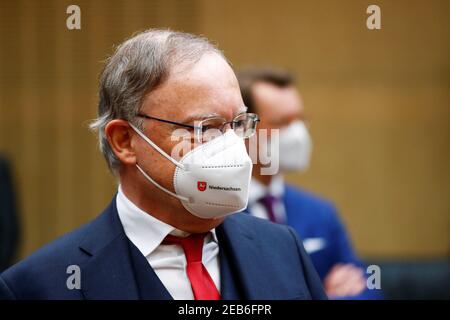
[182,112,221,125]
[238,105,248,114]
[183,105,248,124]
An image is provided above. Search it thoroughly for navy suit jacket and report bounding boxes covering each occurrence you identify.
[247,184,381,299]
[0,197,326,300]
[0,156,20,272]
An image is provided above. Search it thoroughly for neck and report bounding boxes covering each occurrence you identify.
[119,170,223,233]
[252,164,274,186]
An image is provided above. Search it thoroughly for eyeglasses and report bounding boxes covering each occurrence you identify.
[136,112,260,143]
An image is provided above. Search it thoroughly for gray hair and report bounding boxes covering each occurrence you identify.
[90,29,223,174]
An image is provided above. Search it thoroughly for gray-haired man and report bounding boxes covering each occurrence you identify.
[0,30,326,300]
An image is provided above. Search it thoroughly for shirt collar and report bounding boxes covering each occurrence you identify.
[248,174,285,204]
[116,185,217,257]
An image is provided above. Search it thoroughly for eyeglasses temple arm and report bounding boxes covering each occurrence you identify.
[136,114,201,129]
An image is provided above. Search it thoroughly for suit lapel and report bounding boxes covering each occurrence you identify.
[217,235,243,300]
[81,234,140,299]
[127,239,173,300]
[217,214,280,299]
[77,200,298,299]
[78,198,140,300]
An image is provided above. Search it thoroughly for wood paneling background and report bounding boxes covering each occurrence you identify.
[0,0,448,260]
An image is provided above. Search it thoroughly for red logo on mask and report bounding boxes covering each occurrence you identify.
[197,181,207,191]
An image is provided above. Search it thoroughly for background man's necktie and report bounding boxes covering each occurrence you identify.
[258,194,279,223]
[163,233,221,300]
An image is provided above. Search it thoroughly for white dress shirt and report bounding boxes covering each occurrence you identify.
[248,174,287,223]
[116,186,221,300]
[248,176,327,255]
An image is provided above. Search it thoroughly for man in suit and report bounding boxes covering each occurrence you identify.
[238,67,381,299]
[0,30,326,300]
[0,155,20,272]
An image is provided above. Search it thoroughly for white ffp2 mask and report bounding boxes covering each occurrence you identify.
[278,120,312,171]
[129,124,253,219]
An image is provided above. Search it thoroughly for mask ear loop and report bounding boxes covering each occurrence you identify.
[129,123,192,203]
[135,164,190,202]
[129,123,185,170]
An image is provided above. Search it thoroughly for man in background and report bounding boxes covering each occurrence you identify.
[238,67,381,299]
[0,155,20,272]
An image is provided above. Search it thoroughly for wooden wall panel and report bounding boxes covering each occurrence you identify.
[0,0,448,259]
[0,0,201,259]
[198,0,450,257]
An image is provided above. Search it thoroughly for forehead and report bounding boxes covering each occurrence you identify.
[252,82,302,116]
[141,52,244,120]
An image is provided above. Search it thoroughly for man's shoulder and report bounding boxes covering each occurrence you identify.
[231,211,290,228]
[0,221,93,299]
[285,184,334,208]
[221,213,327,300]
[224,212,298,244]
[284,184,339,216]
[222,212,304,268]
[282,184,345,233]
[1,217,94,280]
[2,199,119,275]
[0,203,116,300]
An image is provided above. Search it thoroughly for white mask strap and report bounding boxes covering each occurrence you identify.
[135,164,190,202]
[129,122,185,170]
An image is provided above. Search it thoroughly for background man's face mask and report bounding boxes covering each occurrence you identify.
[129,123,253,219]
[273,120,313,172]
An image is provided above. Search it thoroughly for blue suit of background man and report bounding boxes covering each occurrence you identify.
[246,179,381,300]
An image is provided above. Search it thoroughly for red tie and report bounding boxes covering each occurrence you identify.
[163,233,221,300]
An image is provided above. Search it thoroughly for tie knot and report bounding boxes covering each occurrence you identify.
[259,193,277,206]
[258,193,280,223]
[163,233,207,263]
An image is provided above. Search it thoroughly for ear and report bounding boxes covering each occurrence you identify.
[105,119,136,166]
